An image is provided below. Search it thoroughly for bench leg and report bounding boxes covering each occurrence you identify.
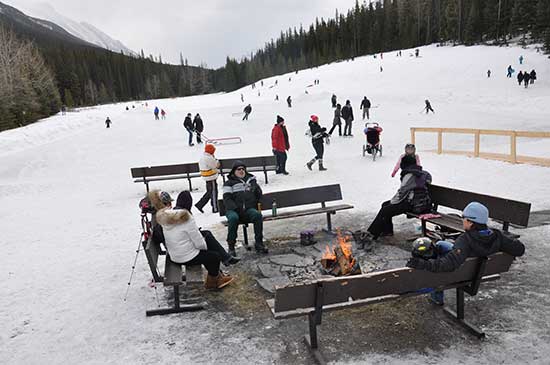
[443,288,485,338]
[242,225,251,250]
[146,285,205,316]
[303,312,327,365]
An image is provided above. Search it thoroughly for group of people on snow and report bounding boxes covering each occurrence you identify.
[153,106,167,120]
[183,113,204,146]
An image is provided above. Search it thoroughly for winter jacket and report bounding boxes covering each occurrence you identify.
[333,107,342,125]
[390,165,432,213]
[331,95,337,105]
[271,124,290,152]
[530,70,537,80]
[193,116,204,132]
[223,172,262,215]
[155,207,207,264]
[341,104,354,122]
[409,228,525,272]
[360,98,371,109]
[183,116,194,131]
[391,154,422,177]
[309,121,327,144]
[244,105,252,114]
[518,72,524,82]
[199,152,219,181]
[154,107,159,115]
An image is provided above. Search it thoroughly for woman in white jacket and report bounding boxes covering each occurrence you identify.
[148,190,233,289]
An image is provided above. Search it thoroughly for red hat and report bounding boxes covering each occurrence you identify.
[205,144,216,154]
[310,115,319,123]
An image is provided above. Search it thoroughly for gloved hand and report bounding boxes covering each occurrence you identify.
[406,257,427,270]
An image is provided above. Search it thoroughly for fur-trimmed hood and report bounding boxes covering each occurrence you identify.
[156,207,191,226]
[147,190,166,211]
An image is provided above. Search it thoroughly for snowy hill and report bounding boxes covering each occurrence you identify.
[1,44,550,364]
[11,1,135,55]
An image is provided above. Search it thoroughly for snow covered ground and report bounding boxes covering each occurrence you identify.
[1,44,550,364]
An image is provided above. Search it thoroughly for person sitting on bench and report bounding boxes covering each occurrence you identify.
[148,190,234,290]
[362,155,432,246]
[406,202,526,304]
[223,161,268,256]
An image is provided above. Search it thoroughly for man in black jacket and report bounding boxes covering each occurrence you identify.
[341,100,354,136]
[360,96,371,120]
[193,113,204,144]
[223,161,268,256]
[407,202,525,273]
[183,113,194,146]
[243,104,252,121]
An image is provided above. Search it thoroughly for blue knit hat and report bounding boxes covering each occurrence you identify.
[462,202,489,224]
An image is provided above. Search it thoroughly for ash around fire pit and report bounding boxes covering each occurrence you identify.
[320,231,362,276]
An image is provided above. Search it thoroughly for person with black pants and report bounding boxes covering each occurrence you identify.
[306,115,328,171]
[193,113,204,144]
[183,113,194,146]
[363,155,432,244]
[360,96,371,120]
[195,144,220,213]
[271,115,290,174]
[341,100,354,136]
[329,104,342,136]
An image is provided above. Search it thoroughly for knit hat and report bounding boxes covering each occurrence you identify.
[462,202,489,225]
[230,160,246,175]
[310,115,319,123]
[175,191,193,211]
[159,191,173,205]
[205,144,216,155]
[276,115,284,124]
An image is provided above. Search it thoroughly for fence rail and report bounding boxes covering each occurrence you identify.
[410,127,550,167]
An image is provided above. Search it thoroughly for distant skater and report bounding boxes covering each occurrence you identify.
[517,71,524,86]
[154,106,160,120]
[287,96,292,108]
[360,96,371,120]
[507,65,513,78]
[331,94,337,108]
[243,104,252,121]
[424,100,434,114]
[193,113,204,144]
[487,70,491,78]
[161,109,166,119]
[105,117,112,128]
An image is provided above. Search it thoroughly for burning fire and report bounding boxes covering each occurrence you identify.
[320,230,360,276]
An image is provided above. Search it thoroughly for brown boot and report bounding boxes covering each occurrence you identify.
[216,272,234,289]
[204,274,218,289]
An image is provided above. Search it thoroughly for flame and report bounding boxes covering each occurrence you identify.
[322,244,336,261]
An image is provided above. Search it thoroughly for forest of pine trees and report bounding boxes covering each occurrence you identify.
[218,0,550,91]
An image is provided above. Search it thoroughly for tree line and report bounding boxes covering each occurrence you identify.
[219,0,550,91]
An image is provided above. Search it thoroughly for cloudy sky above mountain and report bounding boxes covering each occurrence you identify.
[5,0,360,68]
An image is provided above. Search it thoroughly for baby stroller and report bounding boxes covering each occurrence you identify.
[362,122,383,160]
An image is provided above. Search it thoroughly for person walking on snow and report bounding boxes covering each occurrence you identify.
[195,144,220,214]
[517,71,524,86]
[487,70,491,78]
[507,65,513,78]
[360,96,371,120]
[424,99,434,114]
[193,114,204,144]
[306,115,329,171]
[105,117,112,128]
[329,103,342,136]
[523,71,531,88]
[161,109,166,119]
[271,115,290,175]
[530,70,537,84]
[243,104,252,121]
[519,55,524,65]
[287,96,292,108]
[331,94,337,108]
[183,113,195,146]
[341,100,354,136]
[154,107,160,120]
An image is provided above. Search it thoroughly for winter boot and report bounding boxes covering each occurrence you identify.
[227,241,237,257]
[318,159,327,171]
[306,159,316,171]
[216,272,234,289]
[429,290,444,305]
[204,274,218,289]
[223,255,241,266]
[255,241,269,254]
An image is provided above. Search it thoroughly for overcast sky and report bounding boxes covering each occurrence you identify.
[5,0,361,68]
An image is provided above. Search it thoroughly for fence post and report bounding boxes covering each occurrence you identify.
[510,131,517,163]
[474,130,480,157]
[437,130,443,154]
[410,128,416,145]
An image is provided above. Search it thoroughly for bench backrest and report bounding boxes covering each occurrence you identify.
[218,184,344,216]
[219,155,277,172]
[131,163,200,179]
[428,184,531,227]
[273,252,514,313]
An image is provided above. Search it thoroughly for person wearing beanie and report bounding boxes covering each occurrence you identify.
[362,156,432,245]
[306,115,329,171]
[183,113,195,146]
[146,190,234,290]
[391,144,422,178]
[341,100,354,136]
[271,115,290,175]
[222,161,268,255]
[195,144,220,214]
[193,113,204,144]
[407,201,525,304]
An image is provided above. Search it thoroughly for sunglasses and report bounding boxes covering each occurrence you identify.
[236,167,246,171]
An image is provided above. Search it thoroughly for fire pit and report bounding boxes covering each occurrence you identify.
[320,231,362,276]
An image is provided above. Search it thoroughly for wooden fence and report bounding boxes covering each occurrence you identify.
[410,127,550,167]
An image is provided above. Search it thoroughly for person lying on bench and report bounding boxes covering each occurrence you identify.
[223,161,269,256]
[406,202,526,304]
[362,155,432,246]
[148,190,234,290]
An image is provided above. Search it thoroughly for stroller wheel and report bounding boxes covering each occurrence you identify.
[362,145,366,157]
[379,145,383,157]
[372,146,377,161]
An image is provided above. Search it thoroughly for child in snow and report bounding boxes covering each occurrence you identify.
[391,144,421,178]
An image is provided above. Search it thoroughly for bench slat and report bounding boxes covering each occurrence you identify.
[163,255,183,286]
[263,204,354,221]
[273,252,514,313]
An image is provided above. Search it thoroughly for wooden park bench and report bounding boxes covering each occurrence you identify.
[218,184,354,248]
[131,155,277,192]
[143,218,206,316]
[410,184,531,238]
[267,252,516,364]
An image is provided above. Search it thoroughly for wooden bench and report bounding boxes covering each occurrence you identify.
[218,184,354,248]
[267,252,515,364]
[411,184,531,238]
[131,155,277,192]
[143,218,206,316]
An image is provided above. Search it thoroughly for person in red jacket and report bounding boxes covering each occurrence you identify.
[271,115,290,175]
